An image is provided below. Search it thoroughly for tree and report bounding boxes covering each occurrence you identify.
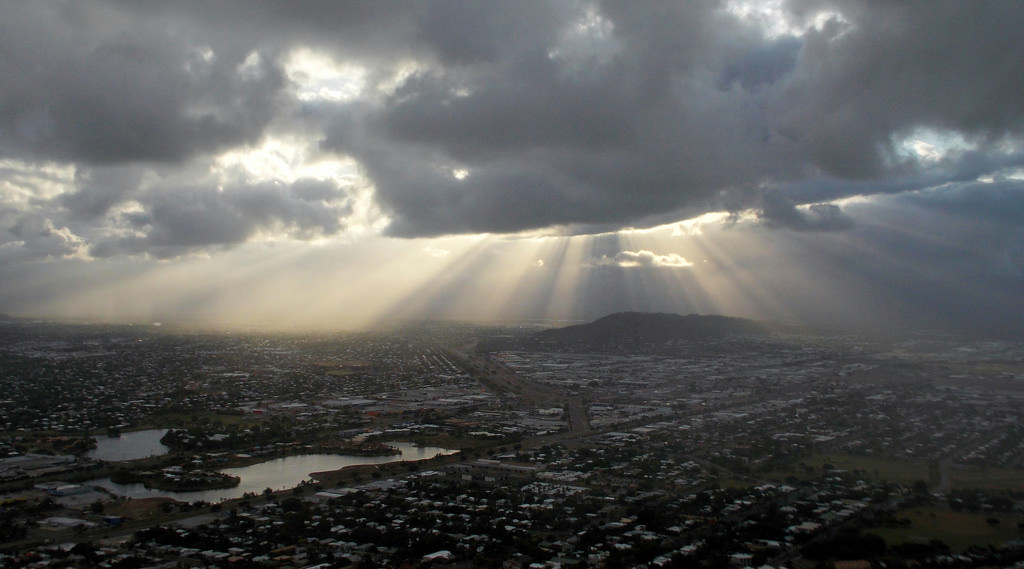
[70,542,98,560]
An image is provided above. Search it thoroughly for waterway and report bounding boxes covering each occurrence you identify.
[87,442,455,502]
[86,429,170,462]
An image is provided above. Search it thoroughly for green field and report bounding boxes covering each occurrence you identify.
[765,453,933,485]
[870,506,1024,553]
[769,453,1024,489]
[949,466,1024,491]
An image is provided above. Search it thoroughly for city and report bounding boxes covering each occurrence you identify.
[2,315,1023,568]
[3,2,1024,568]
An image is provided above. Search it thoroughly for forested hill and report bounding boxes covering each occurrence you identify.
[536,312,766,346]
[471,311,778,354]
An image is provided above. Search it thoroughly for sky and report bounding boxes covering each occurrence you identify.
[1,1,1023,334]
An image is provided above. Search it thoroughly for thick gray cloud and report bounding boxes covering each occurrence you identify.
[0,3,288,165]
[3,0,1023,245]
[807,180,1024,334]
[61,166,145,221]
[416,1,570,65]
[0,0,1022,335]
[758,192,853,231]
[322,0,1024,237]
[320,2,757,235]
[768,1,1024,179]
[0,210,82,262]
[89,177,352,259]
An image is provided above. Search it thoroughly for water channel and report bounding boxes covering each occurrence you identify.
[87,441,456,503]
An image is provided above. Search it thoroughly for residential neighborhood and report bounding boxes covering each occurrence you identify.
[1,318,1023,567]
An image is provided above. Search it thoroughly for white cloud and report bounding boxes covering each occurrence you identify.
[671,211,735,236]
[725,0,849,40]
[422,247,450,258]
[215,136,359,185]
[909,140,941,161]
[0,159,75,205]
[896,128,977,164]
[594,249,693,268]
[286,47,367,103]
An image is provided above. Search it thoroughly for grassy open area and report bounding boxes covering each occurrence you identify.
[103,496,179,520]
[870,506,1024,553]
[816,454,931,484]
[765,453,932,485]
[718,477,755,489]
[763,453,1024,490]
[949,466,1024,491]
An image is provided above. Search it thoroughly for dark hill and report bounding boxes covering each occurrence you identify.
[536,312,767,347]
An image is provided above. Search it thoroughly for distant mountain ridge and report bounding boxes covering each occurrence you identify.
[536,312,767,346]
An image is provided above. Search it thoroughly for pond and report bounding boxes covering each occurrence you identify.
[87,442,455,502]
[86,429,170,462]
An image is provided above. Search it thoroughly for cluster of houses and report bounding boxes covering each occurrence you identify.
[496,339,1024,471]
[5,442,1021,568]
[3,323,1024,566]
[0,325,486,436]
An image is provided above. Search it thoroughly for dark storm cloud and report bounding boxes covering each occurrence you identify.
[0,213,79,262]
[2,0,1024,251]
[0,3,290,165]
[377,63,637,158]
[758,192,853,232]
[719,37,801,93]
[898,179,1024,229]
[103,0,418,51]
[61,166,144,221]
[89,178,351,259]
[321,5,760,235]
[769,1,1024,179]
[324,1,767,236]
[317,0,1024,237]
[416,1,569,65]
[808,179,1024,334]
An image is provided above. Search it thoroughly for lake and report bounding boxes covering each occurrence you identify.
[87,442,455,502]
[86,429,170,461]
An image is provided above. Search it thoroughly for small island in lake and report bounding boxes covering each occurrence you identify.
[111,467,240,491]
[313,440,401,457]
